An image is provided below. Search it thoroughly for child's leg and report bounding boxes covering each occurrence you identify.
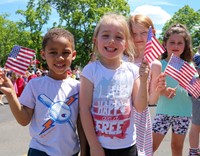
[189,124,200,148]
[152,133,165,152]
[189,98,200,156]
[152,114,171,153]
[171,133,186,156]
[171,116,190,156]
[189,124,200,156]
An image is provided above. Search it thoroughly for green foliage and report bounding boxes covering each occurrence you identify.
[160,5,200,51]
[0,14,20,66]
[50,0,130,67]
[16,0,52,62]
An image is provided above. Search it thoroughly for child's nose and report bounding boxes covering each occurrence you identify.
[109,38,115,44]
[56,55,64,60]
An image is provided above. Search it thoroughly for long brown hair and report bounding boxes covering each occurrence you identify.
[162,24,193,62]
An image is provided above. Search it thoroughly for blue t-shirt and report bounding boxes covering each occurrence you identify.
[156,59,192,117]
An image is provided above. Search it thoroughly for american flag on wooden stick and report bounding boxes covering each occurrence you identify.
[144,27,165,64]
[4,45,35,75]
[165,54,197,88]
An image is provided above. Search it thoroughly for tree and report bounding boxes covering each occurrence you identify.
[0,14,20,66]
[49,0,130,67]
[160,5,200,51]
[16,0,52,62]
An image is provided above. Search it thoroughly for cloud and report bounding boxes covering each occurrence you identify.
[128,0,178,7]
[131,5,171,25]
[150,2,178,6]
[0,0,25,5]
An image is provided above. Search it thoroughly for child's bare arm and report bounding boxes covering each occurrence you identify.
[0,70,33,126]
[77,114,90,156]
[133,60,149,112]
[79,76,105,156]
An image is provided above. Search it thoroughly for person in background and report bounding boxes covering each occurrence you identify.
[0,92,5,105]
[28,70,37,82]
[71,70,76,79]
[23,70,30,86]
[0,65,5,105]
[42,70,48,76]
[36,70,42,77]
[10,71,18,96]
[152,24,194,156]
[15,74,25,97]
[0,28,87,156]
[188,53,200,156]
[79,12,150,156]
[127,14,166,156]
[75,66,81,80]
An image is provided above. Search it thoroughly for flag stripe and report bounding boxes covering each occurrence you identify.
[165,66,180,81]
[7,57,31,66]
[4,64,26,75]
[5,59,28,70]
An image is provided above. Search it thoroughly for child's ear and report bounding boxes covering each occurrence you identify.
[93,38,97,44]
[72,50,76,60]
[152,29,156,36]
[40,50,46,60]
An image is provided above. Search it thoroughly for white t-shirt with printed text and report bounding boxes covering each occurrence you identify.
[82,60,139,149]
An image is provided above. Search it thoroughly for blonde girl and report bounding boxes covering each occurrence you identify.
[79,12,150,156]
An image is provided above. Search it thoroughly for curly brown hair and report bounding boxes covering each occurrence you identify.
[42,28,75,50]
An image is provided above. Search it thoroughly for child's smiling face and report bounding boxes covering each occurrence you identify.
[95,21,127,61]
[41,37,76,80]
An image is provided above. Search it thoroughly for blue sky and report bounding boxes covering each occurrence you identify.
[0,0,199,36]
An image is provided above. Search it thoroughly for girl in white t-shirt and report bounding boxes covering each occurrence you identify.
[79,12,163,156]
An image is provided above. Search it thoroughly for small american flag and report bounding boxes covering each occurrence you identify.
[4,45,35,75]
[184,78,200,99]
[165,54,197,87]
[144,27,165,64]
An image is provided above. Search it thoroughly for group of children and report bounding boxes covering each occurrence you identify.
[0,12,199,156]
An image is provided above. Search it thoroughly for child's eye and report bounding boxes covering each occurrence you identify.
[178,42,183,45]
[49,51,57,55]
[116,36,123,40]
[63,51,71,55]
[102,34,109,38]
[132,33,137,37]
[141,32,147,36]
